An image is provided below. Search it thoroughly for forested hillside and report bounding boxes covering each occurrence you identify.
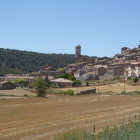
[0,48,96,76]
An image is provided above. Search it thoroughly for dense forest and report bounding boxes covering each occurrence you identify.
[0,48,97,76]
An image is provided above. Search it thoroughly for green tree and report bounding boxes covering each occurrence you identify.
[8,80,15,84]
[73,80,81,86]
[34,77,47,97]
[45,75,51,88]
[24,80,29,86]
[134,77,139,83]
[16,79,25,86]
[57,73,76,81]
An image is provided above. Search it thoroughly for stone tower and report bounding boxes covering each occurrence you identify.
[138,45,140,50]
[75,44,81,58]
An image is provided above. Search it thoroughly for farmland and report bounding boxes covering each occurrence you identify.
[53,82,140,93]
[1,92,140,140]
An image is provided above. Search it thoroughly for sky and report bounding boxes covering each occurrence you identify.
[0,0,140,57]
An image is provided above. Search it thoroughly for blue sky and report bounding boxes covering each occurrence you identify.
[0,0,140,57]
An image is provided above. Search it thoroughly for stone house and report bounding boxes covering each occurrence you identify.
[65,68,78,75]
[93,65,108,79]
[80,72,94,82]
[74,69,86,79]
[40,65,64,77]
[0,81,16,90]
[66,62,87,70]
[124,64,140,78]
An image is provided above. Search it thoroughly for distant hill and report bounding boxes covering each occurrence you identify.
[0,48,97,76]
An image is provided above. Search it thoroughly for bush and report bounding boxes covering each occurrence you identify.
[127,77,132,80]
[133,77,139,83]
[76,93,80,95]
[52,83,59,88]
[8,80,15,84]
[112,77,120,81]
[86,82,89,86]
[73,80,81,86]
[64,90,74,95]
[23,94,29,97]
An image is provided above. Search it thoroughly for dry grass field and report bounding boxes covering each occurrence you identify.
[0,89,36,99]
[1,93,140,140]
[53,83,140,93]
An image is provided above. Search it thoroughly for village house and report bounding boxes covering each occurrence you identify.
[124,64,140,78]
[79,72,94,82]
[40,65,64,77]
[0,81,16,90]
[65,68,78,75]
[74,69,86,79]
[93,65,108,79]
[66,62,88,69]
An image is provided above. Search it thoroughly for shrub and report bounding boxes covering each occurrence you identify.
[112,77,120,81]
[73,80,81,86]
[64,90,74,95]
[127,77,132,80]
[52,83,59,88]
[8,80,15,84]
[23,94,29,97]
[133,77,139,83]
[86,82,89,86]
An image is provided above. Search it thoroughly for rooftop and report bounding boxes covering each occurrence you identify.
[51,78,73,83]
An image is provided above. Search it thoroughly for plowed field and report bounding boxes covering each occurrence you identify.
[1,94,140,140]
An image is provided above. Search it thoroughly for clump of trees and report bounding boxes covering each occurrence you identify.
[57,73,76,80]
[0,48,96,76]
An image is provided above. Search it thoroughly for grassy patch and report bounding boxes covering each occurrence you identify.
[64,90,74,95]
[23,94,29,97]
[55,115,140,140]
[104,91,140,95]
[11,111,20,114]
[0,94,17,97]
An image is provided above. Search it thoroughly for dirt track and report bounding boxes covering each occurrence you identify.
[1,94,140,140]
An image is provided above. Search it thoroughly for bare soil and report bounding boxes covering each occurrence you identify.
[1,94,140,140]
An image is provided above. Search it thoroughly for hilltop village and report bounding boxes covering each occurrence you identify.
[1,44,140,88]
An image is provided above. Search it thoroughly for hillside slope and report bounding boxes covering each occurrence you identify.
[0,48,96,75]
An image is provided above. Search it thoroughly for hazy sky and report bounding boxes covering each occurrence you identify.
[0,0,140,57]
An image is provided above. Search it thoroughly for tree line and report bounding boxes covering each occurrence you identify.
[0,48,97,76]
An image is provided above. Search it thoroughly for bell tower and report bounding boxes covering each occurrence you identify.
[75,44,81,58]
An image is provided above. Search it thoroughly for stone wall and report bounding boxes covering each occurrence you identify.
[80,88,96,95]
